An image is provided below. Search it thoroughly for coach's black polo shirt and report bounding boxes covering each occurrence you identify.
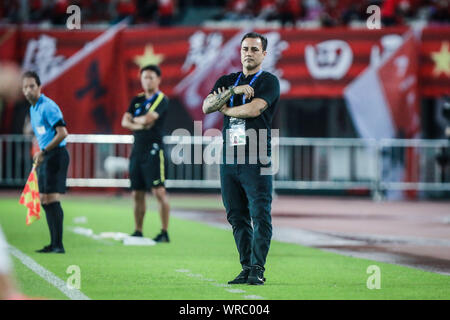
[127,92,169,149]
[211,71,280,164]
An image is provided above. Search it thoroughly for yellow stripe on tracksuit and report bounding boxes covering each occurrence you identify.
[151,92,165,185]
[160,149,165,183]
[149,93,165,112]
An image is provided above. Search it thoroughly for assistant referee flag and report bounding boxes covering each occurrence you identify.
[19,166,41,225]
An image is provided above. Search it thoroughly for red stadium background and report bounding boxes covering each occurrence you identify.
[0,25,449,134]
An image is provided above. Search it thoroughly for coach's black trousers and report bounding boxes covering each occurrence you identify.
[220,163,273,269]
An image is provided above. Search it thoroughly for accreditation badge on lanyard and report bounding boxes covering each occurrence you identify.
[228,70,262,147]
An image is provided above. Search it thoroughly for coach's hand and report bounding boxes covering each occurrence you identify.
[234,85,254,99]
[33,151,44,168]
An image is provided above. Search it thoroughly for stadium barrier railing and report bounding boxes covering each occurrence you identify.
[1,134,449,199]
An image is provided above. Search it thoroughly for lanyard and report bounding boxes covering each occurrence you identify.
[142,91,160,110]
[230,70,262,107]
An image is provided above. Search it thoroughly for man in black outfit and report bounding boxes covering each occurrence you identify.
[121,65,171,243]
[202,32,280,285]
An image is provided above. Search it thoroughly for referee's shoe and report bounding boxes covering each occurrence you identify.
[36,245,65,254]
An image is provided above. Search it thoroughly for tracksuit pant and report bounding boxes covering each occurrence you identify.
[220,163,273,269]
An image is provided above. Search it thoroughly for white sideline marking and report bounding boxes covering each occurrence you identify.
[175,268,265,300]
[67,226,115,245]
[8,245,90,300]
[226,288,246,293]
[244,295,264,299]
[211,283,231,288]
[73,216,88,224]
[68,226,155,246]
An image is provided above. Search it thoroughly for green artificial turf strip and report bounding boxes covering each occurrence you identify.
[0,195,449,300]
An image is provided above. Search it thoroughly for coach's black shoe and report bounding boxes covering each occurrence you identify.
[130,230,143,237]
[247,266,266,285]
[35,245,53,253]
[153,230,170,243]
[228,267,251,284]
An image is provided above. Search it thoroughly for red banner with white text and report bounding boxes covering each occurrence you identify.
[0,26,449,133]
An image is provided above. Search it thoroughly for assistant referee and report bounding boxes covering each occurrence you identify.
[22,71,69,254]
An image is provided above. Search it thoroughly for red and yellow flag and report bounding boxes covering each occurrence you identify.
[19,166,41,225]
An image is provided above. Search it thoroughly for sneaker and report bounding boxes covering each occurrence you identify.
[247,265,266,285]
[130,231,143,237]
[35,245,53,253]
[228,267,251,284]
[153,230,170,243]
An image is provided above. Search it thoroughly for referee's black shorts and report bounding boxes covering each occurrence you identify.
[37,146,70,194]
[129,143,166,190]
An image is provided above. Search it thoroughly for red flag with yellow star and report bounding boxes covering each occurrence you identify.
[19,166,41,225]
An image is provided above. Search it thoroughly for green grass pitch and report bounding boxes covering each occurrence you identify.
[0,195,449,300]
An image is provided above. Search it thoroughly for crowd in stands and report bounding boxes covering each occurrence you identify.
[0,0,448,27]
[0,0,177,26]
[214,0,449,27]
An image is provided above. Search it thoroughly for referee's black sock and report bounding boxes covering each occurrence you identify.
[42,203,56,248]
[44,202,64,249]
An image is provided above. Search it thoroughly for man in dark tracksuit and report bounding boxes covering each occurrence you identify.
[202,32,280,285]
[121,64,171,243]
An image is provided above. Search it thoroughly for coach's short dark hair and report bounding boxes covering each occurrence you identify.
[140,65,161,77]
[22,71,41,86]
[241,32,268,51]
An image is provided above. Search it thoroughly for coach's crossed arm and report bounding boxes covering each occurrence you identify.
[219,98,268,119]
[121,112,149,131]
[133,111,159,128]
[202,85,254,114]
